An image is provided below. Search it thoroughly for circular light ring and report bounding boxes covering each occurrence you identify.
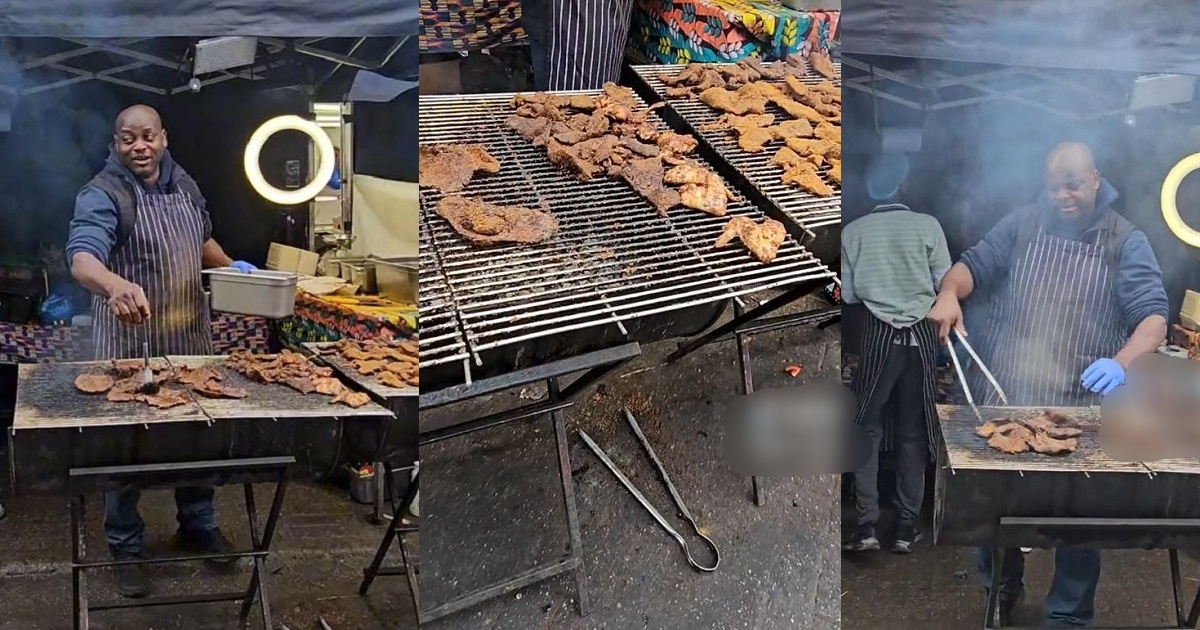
[244,115,337,206]
[1161,152,1200,248]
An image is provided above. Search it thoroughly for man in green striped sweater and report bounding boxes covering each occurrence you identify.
[842,154,951,553]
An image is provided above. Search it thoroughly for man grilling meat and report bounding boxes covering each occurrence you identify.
[65,104,257,598]
[842,153,949,555]
[929,141,1169,627]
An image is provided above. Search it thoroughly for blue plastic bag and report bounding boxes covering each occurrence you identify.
[39,290,75,325]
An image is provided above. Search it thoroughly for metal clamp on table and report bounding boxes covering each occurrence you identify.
[67,456,294,630]
[416,342,642,625]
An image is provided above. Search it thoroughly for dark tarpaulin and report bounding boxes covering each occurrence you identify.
[0,1,417,37]
[840,0,1200,76]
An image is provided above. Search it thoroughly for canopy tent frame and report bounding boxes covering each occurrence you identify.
[842,54,1194,122]
[0,36,413,97]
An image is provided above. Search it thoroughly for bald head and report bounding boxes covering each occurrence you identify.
[1044,141,1101,222]
[113,104,168,184]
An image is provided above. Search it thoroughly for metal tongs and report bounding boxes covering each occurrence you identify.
[579,408,720,572]
[945,328,1007,422]
[138,324,159,395]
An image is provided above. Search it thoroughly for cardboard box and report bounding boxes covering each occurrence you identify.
[266,243,319,276]
[1180,290,1200,331]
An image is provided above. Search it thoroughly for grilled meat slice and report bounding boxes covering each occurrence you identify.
[139,387,189,409]
[810,53,838,80]
[419,143,502,192]
[506,114,551,144]
[1027,431,1078,456]
[780,161,833,196]
[770,96,825,124]
[784,75,840,117]
[700,87,767,115]
[737,126,776,153]
[664,163,733,216]
[618,157,681,215]
[975,419,1010,438]
[828,161,842,186]
[436,195,559,245]
[714,216,787,263]
[75,373,115,394]
[814,80,841,103]
[987,423,1034,454]
[622,137,660,157]
[786,137,840,163]
[663,63,707,86]
[740,56,785,80]
[814,124,841,142]
[772,119,815,140]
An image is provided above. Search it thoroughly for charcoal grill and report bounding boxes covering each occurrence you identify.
[418,89,835,391]
[303,342,419,624]
[417,87,837,624]
[630,62,842,263]
[9,358,393,496]
[935,404,1200,629]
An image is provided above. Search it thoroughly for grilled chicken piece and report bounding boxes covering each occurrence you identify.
[783,76,840,117]
[810,53,838,80]
[714,216,787,263]
[332,389,371,408]
[975,419,1009,438]
[700,87,767,115]
[140,387,189,409]
[786,137,840,162]
[418,143,501,192]
[814,124,841,142]
[663,63,708,86]
[813,80,841,103]
[664,163,733,216]
[436,195,559,245]
[737,82,784,101]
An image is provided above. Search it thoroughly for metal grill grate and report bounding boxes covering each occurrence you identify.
[418,213,469,368]
[937,405,1153,474]
[632,63,842,232]
[419,90,835,361]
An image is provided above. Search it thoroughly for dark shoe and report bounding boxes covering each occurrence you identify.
[176,528,237,567]
[843,524,880,551]
[992,587,1024,626]
[111,556,149,598]
[892,522,922,554]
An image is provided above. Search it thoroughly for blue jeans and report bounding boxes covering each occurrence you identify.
[104,486,217,556]
[976,546,1101,627]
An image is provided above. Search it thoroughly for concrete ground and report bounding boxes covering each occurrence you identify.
[0,478,417,630]
[419,294,842,630]
[841,498,1200,629]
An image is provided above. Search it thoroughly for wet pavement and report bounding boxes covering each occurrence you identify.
[419,295,843,630]
[0,479,417,629]
[841,485,1200,628]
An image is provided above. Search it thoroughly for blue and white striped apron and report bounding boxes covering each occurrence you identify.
[523,0,636,91]
[969,225,1126,407]
[91,184,213,360]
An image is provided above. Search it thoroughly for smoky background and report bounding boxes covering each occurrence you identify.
[840,0,1200,354]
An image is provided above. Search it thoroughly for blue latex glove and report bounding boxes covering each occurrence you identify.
[329,165,342,191]
[1081,358,1124,395]
[230,261,256,274]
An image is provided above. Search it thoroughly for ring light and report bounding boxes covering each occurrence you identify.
[1161,152,1200,248]
[244,115,337,206]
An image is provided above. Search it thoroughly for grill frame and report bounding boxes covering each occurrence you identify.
[629,62,842,253]
[934,404,1200,546]
[417,88,835,381]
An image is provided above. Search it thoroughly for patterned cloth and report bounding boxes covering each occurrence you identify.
[420,0,526,52]
[0,313,273,363]
[277,293,417,348]
[628,1,837,64]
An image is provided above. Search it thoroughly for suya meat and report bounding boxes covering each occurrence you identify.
[780,161,833,196]
[618,157,681,215]
[75,373,115,394]
[700,87,767,115]
[317,339,419,389]
[809,53,838,80]
[418,143,501,192]
[715,216,787,263]
[436,195,559,245]
[976,410,1083,455]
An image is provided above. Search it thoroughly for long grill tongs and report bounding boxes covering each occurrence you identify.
[579,408,720,572]
[946,329,1008,422]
